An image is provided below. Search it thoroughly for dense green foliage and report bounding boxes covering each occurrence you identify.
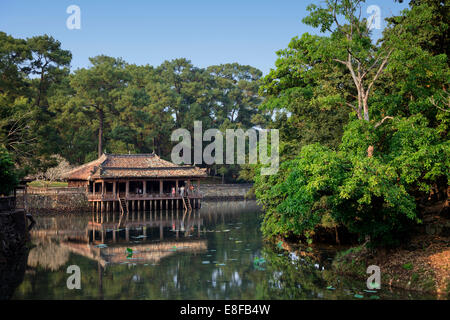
[254,0,449,246]
[0,32,264,183]
[0,147,19,195]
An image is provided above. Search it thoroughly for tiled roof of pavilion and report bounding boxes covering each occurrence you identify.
[65,153,207,181]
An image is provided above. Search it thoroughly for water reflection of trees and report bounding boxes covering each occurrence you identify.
[13,201,434,300]
[15,201,267,299]
[24,201,261,272]
[28,239,70,271]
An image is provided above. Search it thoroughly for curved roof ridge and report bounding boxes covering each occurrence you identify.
[66,153,207,181]
[64,153,107,178]
[106,153,156,157]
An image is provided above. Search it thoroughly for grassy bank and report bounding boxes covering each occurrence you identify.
[28,181,68,188]
[273,213,450,299]
[331,233,450,299]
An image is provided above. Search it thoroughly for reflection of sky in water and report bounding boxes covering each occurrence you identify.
[11,201,436,300]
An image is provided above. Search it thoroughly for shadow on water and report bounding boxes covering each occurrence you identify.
[9,201,437,300]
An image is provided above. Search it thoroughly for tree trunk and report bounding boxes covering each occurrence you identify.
[367,145,374,157]
[335,225,340,245]
[98,108,104,158]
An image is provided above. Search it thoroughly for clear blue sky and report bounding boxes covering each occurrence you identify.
[0,0,410,75]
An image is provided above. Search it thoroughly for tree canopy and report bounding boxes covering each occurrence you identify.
[253,0,449,247]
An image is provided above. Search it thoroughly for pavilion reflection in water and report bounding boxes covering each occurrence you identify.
[30,209,207,268]
[27,201,259,271]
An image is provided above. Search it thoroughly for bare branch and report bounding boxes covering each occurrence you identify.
[366,49,393,98]
[374,116,394,128]
[333,0,342,32]
[429,95,450,113]
[333,58,348,66]
[361,53,383,80]
[346,102,359,113]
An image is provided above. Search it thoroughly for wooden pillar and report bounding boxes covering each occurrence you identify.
[160,180,163,195]
[197,180,200,197]
[175,180,179,194]
[126,180,129,198]
[143,180,146,195]
[113,181,116,198]
[143,200,146,212]
[93,182,96,196]
[101,180,105,196]
[198,211,201,237]
[24,183,28,212]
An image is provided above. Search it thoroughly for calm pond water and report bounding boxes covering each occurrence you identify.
[11,201,435,300]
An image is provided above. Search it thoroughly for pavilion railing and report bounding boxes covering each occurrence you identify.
[87,191,202,201]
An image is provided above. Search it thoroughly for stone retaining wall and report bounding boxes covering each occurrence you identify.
[198,184,254,200]
[17,192,90,214]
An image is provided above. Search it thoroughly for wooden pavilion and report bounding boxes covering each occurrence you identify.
[65,153,207,213]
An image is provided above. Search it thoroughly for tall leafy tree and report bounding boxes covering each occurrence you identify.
[156,58,215,131]
[0,146,19,195]
[207,63,262,127]
[254,0,449,246]
[69,55,129,158]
